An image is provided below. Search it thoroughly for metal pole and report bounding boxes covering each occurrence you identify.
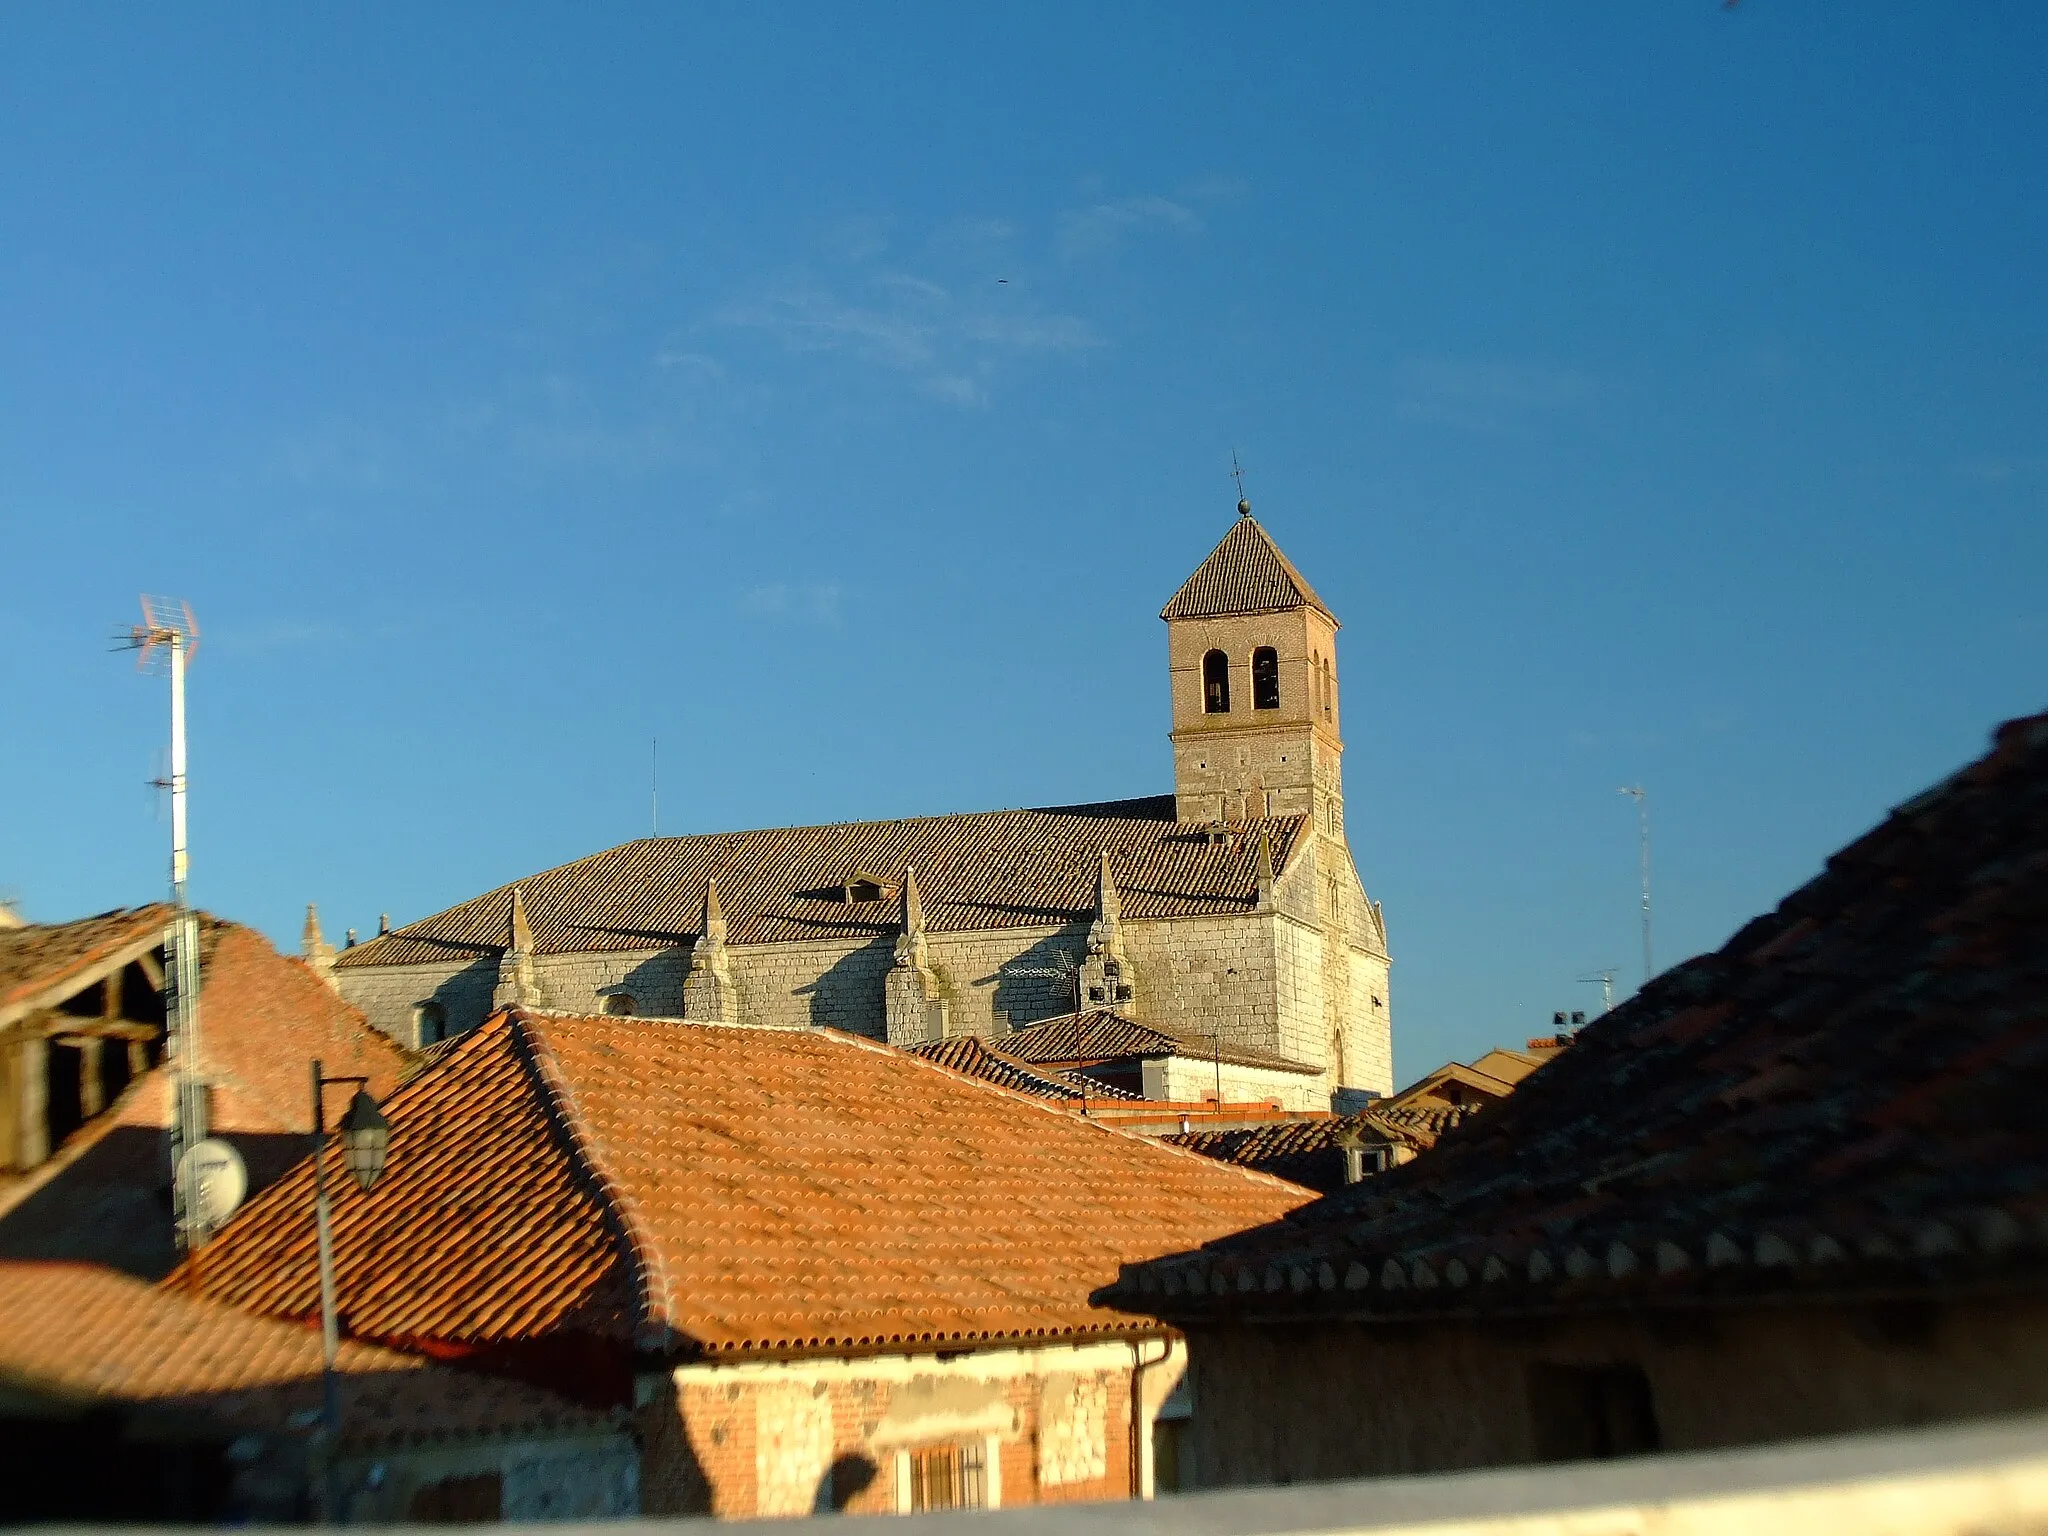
[1619,787,1653,986]
[311,1058,341,1515]
[166,632,208,1249]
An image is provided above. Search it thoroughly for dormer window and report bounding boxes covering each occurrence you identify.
[842,873,895,904]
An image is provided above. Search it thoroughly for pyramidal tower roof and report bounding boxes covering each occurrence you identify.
[1160,506,1336,624]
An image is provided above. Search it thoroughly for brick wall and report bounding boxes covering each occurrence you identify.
[638,1339,1174,1518]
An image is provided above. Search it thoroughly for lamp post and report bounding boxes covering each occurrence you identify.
[309,1058,391,1515]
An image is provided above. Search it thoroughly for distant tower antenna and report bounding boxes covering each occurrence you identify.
[1618,786,1652,986]
[1577,968,1619,1015]
[115,596,210,1250]
[1231,450,1251,514]
[651,737,659,837]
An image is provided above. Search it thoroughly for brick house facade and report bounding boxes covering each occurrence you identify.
[184,1004,1309,1515]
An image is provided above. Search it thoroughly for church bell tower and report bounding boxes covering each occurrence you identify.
[1162,499,1345,839]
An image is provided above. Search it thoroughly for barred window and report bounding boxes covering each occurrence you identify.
[909,1442,987,1512]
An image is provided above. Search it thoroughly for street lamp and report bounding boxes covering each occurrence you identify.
[309,1058,392,1516]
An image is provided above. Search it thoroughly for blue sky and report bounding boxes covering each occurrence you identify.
[3,4,2043,1077]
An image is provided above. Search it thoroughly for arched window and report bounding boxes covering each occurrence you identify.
[1252,646,1280,709]
[1202,649,1230,714]
[603,992,636,1016]
[413,1000,447,1046]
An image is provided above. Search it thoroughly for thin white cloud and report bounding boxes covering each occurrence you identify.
[1058,195,1201,259]
[1958,455,2048,484]
[1397,359,1594,435]
[714,267,1100,407]
[740,582,843,624]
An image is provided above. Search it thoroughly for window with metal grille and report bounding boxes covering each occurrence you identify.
[908,1442,987,1511]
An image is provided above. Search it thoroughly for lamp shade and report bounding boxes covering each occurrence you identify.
[339,1089,391,1193]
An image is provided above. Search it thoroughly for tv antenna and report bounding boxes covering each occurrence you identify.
[1618,786,1652,987]
[1577,968,1619,1015]
[114,596,212,1250]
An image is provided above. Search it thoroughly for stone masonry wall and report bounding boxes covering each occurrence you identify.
[338,900,1390,1100]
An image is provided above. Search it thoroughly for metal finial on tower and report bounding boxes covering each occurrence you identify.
[1231,450,1251,515]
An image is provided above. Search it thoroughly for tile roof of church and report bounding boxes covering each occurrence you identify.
[1159,513,1335,623]
[1163,1105,1477,1194]
[185,1006,1310,1359]
[907,1033,1140,1102]
[999,1007,1323,1076]
[0,1261,608,1452]
[337,798,1309,966]
[1111,711,2048,1320]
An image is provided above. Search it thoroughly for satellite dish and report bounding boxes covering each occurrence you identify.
[177,1138,248,1229]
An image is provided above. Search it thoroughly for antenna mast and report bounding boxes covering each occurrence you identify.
[118,597,210,1250]
[1618,786,1652,987]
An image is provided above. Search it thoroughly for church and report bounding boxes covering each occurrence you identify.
[322,503,1394,1110]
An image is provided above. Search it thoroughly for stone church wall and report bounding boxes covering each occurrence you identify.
[337,907,1389,1100]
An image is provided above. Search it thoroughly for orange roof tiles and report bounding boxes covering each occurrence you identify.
[0,1261,609,1450]
[336,798,1308,967]
[189,1008,1310,1359]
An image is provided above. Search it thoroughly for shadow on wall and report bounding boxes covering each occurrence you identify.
[985,929,1091,1029]
[0,1127,306,1281]
[819,1453,880,1512]
[796,937,895,1036]
[616,948,691,1017]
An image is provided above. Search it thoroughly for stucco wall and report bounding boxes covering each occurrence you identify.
[636,1338,1183,1519]
[1176,1298,2048,1490]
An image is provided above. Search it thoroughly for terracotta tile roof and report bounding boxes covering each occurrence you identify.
[0,905,173,1024]
[0,1261,609,1450]
[1162,1106,1475,1194]
[1159,514,1335,623]
[339,800,1309,968]
[999,1008,1322,1076]
[906,1034,1139,1102]
[1113,712,2048,1320]
[194,923,408,1127]
[188,1008,1310,1359]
